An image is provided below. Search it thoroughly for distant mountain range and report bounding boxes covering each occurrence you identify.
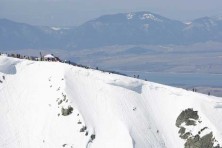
[1,11,222,50]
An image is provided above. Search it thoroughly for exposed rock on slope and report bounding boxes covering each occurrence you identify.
[176,108,221,148]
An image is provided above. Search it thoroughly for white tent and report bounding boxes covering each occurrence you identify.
[43,54,58,61]
[44,54,55,58]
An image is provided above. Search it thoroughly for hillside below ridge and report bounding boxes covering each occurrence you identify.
[0,56,222,148]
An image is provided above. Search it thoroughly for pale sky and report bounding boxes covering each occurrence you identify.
[0,0,222,26]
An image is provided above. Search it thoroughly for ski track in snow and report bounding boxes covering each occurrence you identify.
[0,56,222,148]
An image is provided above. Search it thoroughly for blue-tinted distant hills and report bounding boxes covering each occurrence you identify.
[65,11,186,48]
[183,16,222,43]
[0,19,50,49]
[0,19,67,49]
[1,11,222,50]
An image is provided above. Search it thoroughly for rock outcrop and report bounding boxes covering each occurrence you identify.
[176,108,221,148]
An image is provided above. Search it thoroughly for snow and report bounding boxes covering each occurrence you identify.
[51,27,61,31]
[0,56,222,148]
[0,57,21,74]
[140,13,162,22]
[127,13,134,20]
[126,13,162,22]
[184,22,192,25]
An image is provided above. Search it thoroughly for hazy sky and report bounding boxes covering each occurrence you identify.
[0,0,222,26]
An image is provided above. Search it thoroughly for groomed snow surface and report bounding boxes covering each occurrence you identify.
[0,56,222,148]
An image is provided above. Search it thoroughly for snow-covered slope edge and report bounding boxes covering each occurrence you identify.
[0,56,222,148]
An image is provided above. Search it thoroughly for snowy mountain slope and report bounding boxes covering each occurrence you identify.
[0,56,222,148]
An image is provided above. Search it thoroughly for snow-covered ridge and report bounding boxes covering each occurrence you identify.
[0,56,222,148]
